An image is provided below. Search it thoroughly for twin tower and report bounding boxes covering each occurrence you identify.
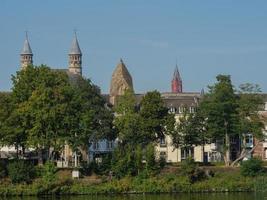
[20,33,183,101]
[20,33,82,76]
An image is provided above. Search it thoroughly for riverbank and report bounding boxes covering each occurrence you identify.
[0,166,267,196]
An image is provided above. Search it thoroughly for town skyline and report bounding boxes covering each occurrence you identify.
[1,1,267,93]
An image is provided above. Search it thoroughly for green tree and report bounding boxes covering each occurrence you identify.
[172,112,200,151]
[68,77,114,156]
[231,83,265,166]
[17,66,75,162]
[114,89,143,146]
[139,90,175,145]
[201,75,240,166]
[200,75,264,166]
[3,65,114,165]
[0,92,30,157]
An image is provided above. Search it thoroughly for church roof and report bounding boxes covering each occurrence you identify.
[69,34,82,55]
[173,65,181,81]
[110,59,133,96]
[21,34,33,55]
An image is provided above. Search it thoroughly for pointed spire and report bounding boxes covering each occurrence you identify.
[173,64,181,81]
[171,63,183,93]
[69,31,82,55]
[21,31,33,55]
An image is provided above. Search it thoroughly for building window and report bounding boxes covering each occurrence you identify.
[245,134,253,148]
[181,147,194,160]
[93,142,99,150]
[169,107,176,113]
[160,136,166,147]
[160,151,167,160]
[106,140,113,149]
[189,107,195,113]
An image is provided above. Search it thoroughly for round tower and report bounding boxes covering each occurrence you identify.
[68,33,82,75]
[20,33,33,69]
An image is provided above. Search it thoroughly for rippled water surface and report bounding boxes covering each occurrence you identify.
[2,193,267,200]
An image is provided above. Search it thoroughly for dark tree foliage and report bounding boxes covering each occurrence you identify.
[140,90,175,145]
[0,65,114,164]
[240,157,264,177]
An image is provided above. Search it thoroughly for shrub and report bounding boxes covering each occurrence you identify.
[159,157,166,169]
[240,157,264,177]
[145,144,157,172]
[42,161,57,184]
[111,146,137,178]
[7,160,35,184]
[181,157,206,183]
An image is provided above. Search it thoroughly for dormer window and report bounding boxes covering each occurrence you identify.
[93,142,99,150]
[178,106,186,113]
[160,136,167,147]
[189,107,195,113]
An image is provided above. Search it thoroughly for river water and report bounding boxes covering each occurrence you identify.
[2,193,267,200]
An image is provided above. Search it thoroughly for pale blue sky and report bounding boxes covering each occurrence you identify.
[0,0,267,93]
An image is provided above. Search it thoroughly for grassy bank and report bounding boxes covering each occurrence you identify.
[0,167,267,196]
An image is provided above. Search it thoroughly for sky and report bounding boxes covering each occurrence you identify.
[0,0,267,94]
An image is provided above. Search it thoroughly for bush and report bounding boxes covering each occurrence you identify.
[159,157,166,169]
[181,157,206,183]
[7,160,35,184]
[41,161,57,184]
[145,144,157,172]
[240,157,264,177]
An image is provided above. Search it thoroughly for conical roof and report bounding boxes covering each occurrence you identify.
[69,34,82,55]
[110,59,133,97]
[21,34,33,55]
[173,65,181,81]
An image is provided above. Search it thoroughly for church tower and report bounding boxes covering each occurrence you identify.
[20,33,33,69]
[171,65,182,93]
[110,59,134,105]
[68,33,82,75]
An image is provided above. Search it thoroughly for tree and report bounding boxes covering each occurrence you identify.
[200,75,264,166]
[12,65,76,162]
[230,83,265,166]
[2,65,114,165]
[114,89,143,146]
[66,77,114,157]
[201,75,240,166]
[139,90,175,145]
[0,92,29,157]
[170,109,208,161]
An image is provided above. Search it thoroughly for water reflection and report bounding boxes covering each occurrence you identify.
[1,193,267,200]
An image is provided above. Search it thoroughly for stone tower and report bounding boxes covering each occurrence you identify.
[20,33,33,69]
[68,33,82,75]
[110,59,134,105]
[171,65,182,93]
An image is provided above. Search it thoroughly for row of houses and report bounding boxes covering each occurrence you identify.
[1,34,267,166]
